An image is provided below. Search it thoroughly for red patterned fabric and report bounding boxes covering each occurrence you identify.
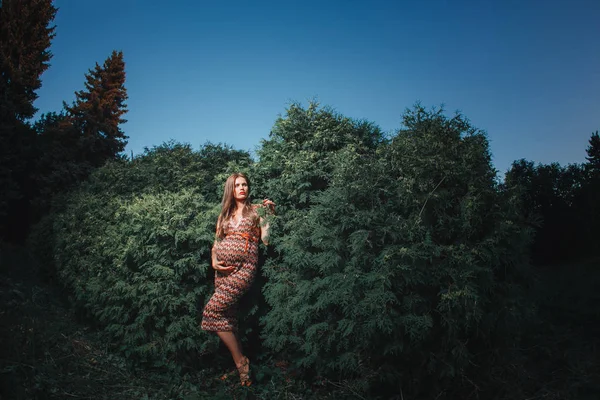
[201,214,260,332]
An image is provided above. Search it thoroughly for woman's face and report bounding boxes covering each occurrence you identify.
[233,177,249,201]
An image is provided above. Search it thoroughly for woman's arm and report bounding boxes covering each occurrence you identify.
[211,243,219,266]
[260,217,270,246]
[212,218,235,273]
[212,218,221,265]
[259,199,275,246]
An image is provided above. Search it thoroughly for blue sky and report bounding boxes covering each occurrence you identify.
[34,0,599,174]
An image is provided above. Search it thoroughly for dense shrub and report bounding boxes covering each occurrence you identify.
[28,142,254,369]
[29,104,538,398]
[259,104,534,398]
[54,187,216,367]
[87,141,252,203]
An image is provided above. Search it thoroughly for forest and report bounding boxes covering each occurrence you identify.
[1,1,598,399]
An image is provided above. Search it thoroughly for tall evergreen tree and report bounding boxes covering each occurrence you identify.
[0,0,57,121]
[64,50,128,167]
[0,0,57,241]
[585,130,600,171]
[582,130,600,253]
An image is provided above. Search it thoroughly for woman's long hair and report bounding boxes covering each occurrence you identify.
[216,173,256,239]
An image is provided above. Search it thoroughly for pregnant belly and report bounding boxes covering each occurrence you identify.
[215,236,248,266]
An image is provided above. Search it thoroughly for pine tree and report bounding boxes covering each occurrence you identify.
[64,50,128,167]
[582,130,600,253]
[585,131,600,171]
[0,0,57,121]
[0,0,57,241]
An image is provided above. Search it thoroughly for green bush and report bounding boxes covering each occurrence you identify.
[53,188,217,367]
[259,104,535,398]
[28,104,537,398]
[29,142,255,369]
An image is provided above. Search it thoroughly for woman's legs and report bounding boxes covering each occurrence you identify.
[203,263,257,384]
[216,331,244,366]
[217,331,251,385]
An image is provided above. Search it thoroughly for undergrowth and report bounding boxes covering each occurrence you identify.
[0,244,366,399]
[1,243,598,399]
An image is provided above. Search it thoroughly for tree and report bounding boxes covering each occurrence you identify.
[30,111,91,218]
[582,130,600,251]
[585,131,600,171]
[64,50,128,167]
[0,0,57,242]
[29,51,129,222]
[505,159,588,263]
[0,0,57,121]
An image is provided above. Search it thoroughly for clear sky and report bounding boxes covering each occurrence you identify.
[33,0,599,174]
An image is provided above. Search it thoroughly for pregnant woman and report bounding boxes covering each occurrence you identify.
[201,172,274,386]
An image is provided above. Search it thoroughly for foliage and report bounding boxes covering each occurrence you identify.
[0,0,56,241]
[252,101,385,205]
[3,242,598,400]
[1,2,596,397]
[4,48,129,242]
[0,0,57,121]
[63,50,129,167]
[28,112,92,218]
[21,100,599,399]
[55,187,218,368]
[259,103,534,398]
[511,259,600,400]
[0,120,38,241]
[131,141,253,203]
[504,131,599,264]
[0,8,130,242]
[28,142,255,370]
[585,130,600,170]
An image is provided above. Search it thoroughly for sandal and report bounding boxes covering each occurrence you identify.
[219,368,237,381]
[236,356,251,386]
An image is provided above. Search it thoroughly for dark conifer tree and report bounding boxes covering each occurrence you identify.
[64,50,128,167]
[582,130,600,252]
[0,0,57,241]
[30,111,89,217]
[505,160,585,263]
[0,0,56,121]
[585,131,600,171]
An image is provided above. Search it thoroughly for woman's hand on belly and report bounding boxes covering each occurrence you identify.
[212,259,236,273]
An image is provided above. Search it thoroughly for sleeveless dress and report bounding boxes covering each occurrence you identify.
[201,213,260,332]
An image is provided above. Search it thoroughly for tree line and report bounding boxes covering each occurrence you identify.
[506,136,600,265]
[1,0,599,398]
[1,0,127,242]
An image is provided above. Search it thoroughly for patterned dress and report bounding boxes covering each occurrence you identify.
[201,213,260,332]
